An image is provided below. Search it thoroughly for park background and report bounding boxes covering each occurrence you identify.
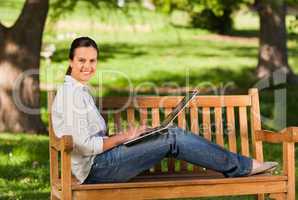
[0,0,297,199]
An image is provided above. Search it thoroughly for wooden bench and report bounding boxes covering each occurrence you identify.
[47,88,297,200]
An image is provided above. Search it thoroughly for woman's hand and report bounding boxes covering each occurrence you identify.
[122,125,148,142]
[102,125,150,151]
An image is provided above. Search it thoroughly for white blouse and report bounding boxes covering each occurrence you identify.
[51,75,107,183]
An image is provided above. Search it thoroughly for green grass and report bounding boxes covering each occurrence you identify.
[0,1,298,199]
[0,133,50,200]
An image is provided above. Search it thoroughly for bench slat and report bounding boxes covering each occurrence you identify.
[202,107,211,141]
[73,180,287,200]
[114,112,122,133]
[140,108,148,126]
[215,107,224,147]
[178,110,186,129]
[152,108,162,173]
[165,108,175,173]
[178,110,188,172]
[190,107,200,173]
[71,175,287,190]
[152,108,160,127]
[139,108,150,174]
[239,106,250,156]
[127,108,135,129]
[190,107,199,134]
[227,107,237,153]
[249,88,263,161]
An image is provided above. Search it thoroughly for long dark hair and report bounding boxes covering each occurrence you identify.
[66,37,99,75]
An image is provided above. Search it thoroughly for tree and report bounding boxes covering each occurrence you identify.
[0,0,132,133]
[255,0,297,81]
[0,0,49,133]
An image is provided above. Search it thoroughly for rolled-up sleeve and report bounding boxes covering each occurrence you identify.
[52,85,105,156]
[74,134,104,156]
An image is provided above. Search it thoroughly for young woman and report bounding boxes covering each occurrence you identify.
[52,37,278,184]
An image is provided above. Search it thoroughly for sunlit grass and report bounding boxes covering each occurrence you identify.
[0,133,49,200]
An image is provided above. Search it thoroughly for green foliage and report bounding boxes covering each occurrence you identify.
[49,0,119,21]
[153,0,239,15]
[289,15,298,34]
[151,0,296,33]
[190,8,233,34]
[48,0,151,22]
[152,0,246,33]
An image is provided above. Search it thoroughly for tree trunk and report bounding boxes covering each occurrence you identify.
[256,0,297,82]
[0,0,49,133]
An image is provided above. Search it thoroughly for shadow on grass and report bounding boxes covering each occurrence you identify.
[0,191,50,200]
[101,67,257,96]
[51,37,261,65]
[51,43,148,63]
[228,28,298,40]
[50,37,296,68]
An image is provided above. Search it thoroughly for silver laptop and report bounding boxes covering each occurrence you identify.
[123,89,199,146]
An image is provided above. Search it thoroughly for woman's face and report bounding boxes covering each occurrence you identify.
[69,46,98,84]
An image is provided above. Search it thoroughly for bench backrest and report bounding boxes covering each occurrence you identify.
[47,88,263,180]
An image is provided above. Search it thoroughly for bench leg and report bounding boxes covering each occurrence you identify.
[257,194,265,200]
[269,193,287,200]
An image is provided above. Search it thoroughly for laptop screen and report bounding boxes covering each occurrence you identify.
[161,90,198,127]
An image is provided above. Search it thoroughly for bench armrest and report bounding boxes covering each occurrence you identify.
[256,127,297,196]
[50,135,73,153]
[61,135,73,152]
[255,127,298,143]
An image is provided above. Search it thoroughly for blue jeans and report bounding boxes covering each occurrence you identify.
[83,125,252,184]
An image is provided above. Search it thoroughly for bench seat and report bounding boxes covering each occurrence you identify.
[52,174,288,199]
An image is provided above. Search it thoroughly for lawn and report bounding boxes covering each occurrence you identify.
[0,1,298,200]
